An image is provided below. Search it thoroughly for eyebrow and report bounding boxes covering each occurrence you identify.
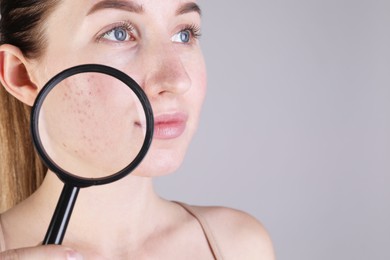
[87,0,201,17]
[176,2,202,16]
[87,0,144,15]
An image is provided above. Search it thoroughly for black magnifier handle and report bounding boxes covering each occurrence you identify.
[43,184,80,245]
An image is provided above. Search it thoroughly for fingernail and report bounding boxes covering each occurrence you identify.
[66,249,83,260]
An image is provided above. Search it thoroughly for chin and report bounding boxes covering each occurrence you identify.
[132,123,196,177]
[132,146,187,177]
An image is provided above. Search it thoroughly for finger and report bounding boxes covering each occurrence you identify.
[0,245,83,260]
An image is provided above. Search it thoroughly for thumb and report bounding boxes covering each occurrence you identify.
[0,245,83,260]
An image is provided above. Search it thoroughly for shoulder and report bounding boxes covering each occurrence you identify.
[189,205,276,260]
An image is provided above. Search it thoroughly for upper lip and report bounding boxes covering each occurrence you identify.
[153,112,188,125]
[135,111,188,127]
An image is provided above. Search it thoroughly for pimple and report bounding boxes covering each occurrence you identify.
[86,102,91,108]
[62,92,70,101]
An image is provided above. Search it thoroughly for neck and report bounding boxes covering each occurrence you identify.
[32,171,169,251]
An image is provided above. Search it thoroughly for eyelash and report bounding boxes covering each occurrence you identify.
[180,24,202,41]
[96,22,202,43]
[96,21,136,42]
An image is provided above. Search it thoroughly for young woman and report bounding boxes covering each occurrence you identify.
[0,0,275,259]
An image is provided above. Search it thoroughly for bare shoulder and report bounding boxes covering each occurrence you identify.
[190,205,276,260]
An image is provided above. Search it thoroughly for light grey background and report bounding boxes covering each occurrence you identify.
[154,1,390,259]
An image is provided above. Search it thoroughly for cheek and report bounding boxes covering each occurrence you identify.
[189,59,207,112]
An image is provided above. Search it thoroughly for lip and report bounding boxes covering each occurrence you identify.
[151,112,188,140]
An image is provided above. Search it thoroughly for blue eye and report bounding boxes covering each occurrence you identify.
[171,25,201,44]
[103,27,130,42]
[99,22,136,43]
[172,30,191,43]
[180,30,191,43]
[113,28,128,41]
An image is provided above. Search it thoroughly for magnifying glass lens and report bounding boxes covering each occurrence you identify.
[38,71,146,179]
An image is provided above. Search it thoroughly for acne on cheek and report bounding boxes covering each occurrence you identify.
[59,75,108,154]
[56,73,139,161]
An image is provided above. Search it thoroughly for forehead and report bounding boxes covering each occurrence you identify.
[85,0,201,14]
[48,0,201,30]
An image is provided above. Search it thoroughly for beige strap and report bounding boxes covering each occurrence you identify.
[0,215,6,251]
[174,202,223,260]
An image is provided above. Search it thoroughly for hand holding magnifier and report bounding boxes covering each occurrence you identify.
[31,64,154,245]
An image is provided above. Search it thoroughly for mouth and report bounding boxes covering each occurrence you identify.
[152,112,188,140]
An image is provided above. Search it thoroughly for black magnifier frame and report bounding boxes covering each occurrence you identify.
[30,64,154,245]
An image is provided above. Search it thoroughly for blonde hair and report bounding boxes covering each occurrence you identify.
[0,88,47,212]
[0,0,59,212]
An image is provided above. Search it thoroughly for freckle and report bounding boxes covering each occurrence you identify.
[62,143,67,148]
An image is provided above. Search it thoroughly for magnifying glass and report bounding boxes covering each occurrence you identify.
[30,64,154,245]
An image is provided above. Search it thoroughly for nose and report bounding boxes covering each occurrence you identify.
[142,43,191,97]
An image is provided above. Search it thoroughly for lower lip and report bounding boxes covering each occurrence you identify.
[153,120,186,140]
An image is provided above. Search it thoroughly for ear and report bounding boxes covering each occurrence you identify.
[0,44,39,106]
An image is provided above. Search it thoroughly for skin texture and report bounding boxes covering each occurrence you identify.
[0,0,275,259]
[39,72,147,177]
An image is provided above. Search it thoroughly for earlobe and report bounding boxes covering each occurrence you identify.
[0,44,39,106]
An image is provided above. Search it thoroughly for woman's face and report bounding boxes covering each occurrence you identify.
[30,0,206,177]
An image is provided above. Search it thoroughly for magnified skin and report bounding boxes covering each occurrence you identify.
[39,72,146,178]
